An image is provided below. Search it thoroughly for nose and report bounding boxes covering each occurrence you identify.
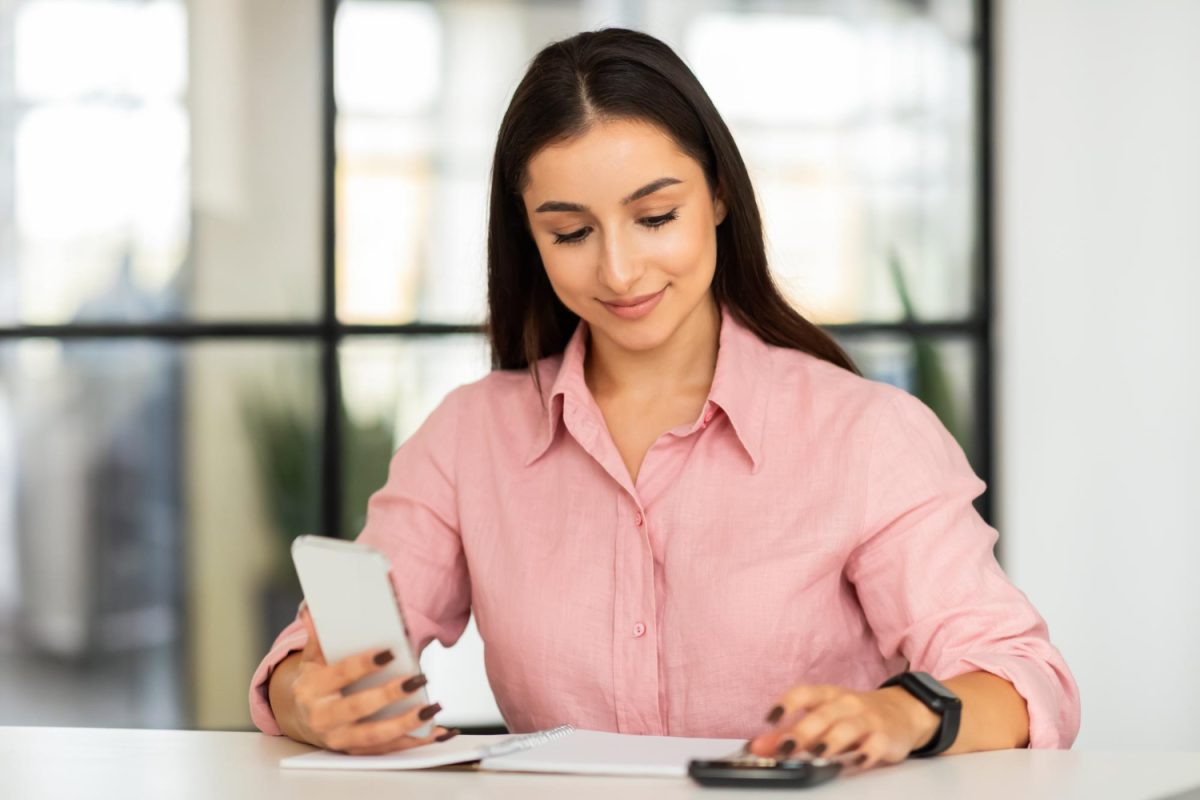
[597,227,644,295]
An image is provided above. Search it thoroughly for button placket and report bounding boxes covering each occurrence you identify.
[612,496,663,735]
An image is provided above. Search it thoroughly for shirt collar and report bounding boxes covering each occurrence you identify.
[524,301,771,472]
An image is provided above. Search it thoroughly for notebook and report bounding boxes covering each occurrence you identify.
[280,724,747,777]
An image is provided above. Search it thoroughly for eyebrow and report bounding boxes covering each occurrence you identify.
[534,177,684,213]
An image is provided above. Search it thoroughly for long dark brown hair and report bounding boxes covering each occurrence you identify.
[485,27,861,393]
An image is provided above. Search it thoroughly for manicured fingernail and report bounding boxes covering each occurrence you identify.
[853,753,868,766]
[435,728,460,742]
[401,673,428,693]
[776,738,797,757]
[373,649,394,666]
[418,702,442,721]
[765,705,784,724]
[810,743,827,756]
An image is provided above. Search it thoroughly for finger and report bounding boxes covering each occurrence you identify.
[298,606,326,664]
[841,731,894,771]
[838,750,873,772]
[787,693,868,751]
[746,726,790,757]
[811,716,872,757]
[296,646,396,701]
[308,673,428,732]
[324,701,443,752]
[746,726,832,758]
[339,725,451,757]
[771,684,844,721]
[747,688,850,757]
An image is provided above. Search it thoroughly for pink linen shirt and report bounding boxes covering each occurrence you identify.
[249,304,1081,748]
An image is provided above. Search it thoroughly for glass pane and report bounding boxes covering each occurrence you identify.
[0,0,323,324]
[0,339,322,729]
[339,334,491,537]
[836,333,979,472]
[686,4,978,323]
[339,333,499,726]
[334,0,978,325]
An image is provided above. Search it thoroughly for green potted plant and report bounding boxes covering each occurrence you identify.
[886,249,971,464]
[243,393,396,650]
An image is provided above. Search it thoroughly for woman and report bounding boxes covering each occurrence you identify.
[250,28,1080,769]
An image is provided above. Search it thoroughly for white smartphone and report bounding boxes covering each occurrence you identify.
[290,535,434,737]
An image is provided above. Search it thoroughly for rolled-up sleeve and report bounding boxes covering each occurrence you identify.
[845,388,1081,749]
[248,386,473,735]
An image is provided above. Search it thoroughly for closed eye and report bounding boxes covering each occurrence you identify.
[552,209,680,246]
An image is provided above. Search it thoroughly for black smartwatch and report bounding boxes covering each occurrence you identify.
[878,671,962,757]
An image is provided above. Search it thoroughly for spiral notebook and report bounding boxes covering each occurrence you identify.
[280,724,746,777]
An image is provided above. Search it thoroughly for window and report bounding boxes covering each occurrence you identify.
[0,0,991,731]
[330,0,992,731]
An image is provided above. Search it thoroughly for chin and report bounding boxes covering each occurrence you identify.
[603,323,674,352]
[586,310,677,352]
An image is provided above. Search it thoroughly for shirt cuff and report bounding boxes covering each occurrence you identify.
[247,623,309,736]
[940,652,1081,749]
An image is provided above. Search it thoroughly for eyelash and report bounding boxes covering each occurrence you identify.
[551,209,679,246]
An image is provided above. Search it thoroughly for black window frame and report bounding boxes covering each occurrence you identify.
[0,0,995,541]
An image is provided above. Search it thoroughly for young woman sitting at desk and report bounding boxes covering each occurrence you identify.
[250,28,1080,769]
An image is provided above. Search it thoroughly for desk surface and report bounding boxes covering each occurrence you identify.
[3,726,1199,800]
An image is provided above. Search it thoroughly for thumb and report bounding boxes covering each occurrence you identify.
[298,602,326,664]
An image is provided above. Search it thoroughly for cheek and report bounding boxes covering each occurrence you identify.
[655,216,716,280]
[538,245,593,302]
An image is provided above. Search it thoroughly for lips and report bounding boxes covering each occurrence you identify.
[599,287,667,320]
[602,289,665,307]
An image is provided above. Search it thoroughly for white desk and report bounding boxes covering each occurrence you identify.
[3,727,1198,800]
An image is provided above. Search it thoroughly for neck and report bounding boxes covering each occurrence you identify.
[584,293,721,401]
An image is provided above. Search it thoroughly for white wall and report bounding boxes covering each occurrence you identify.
[996,0,1200,750]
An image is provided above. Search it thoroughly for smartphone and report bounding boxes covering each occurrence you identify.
[291,535,434,737]
[688,753,843,789]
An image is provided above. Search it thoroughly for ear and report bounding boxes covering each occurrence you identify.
[713,186,728,226]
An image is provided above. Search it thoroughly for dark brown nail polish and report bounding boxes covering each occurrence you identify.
[776,738,797,757]
[810,743,827,756]
[373,649,394,666]
[401,673,428,693]
[418,702,442,721]
[435,728,460,742]
[853,753,868,766]
[765,705,784,724]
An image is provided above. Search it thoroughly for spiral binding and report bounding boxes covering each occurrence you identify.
[482,724,576,758]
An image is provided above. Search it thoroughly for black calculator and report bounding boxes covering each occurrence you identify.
[688,752,843,789]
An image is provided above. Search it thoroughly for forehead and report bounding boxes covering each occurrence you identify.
[523,119,700,201]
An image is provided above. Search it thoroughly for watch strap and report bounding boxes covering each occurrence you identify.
[878,671,962,758]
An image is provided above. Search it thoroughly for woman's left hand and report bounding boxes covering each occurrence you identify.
[746,683,940,771]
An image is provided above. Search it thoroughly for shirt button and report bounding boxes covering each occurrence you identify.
[634,511,644,526]
[633,622,646,638]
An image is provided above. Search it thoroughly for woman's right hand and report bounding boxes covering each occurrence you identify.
[287,604,457,755]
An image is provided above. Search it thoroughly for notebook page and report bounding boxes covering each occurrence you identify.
[280,724,575,770]
[480,729,745,778]
[281,734,510,770]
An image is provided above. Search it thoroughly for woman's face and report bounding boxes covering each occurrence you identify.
[520,118,727,354]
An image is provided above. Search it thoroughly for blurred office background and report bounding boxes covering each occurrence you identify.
[0,0,1195,750]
